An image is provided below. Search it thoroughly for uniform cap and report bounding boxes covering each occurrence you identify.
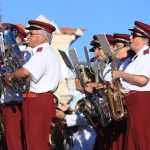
[2,23,27,40]
[89,34,114,52]
[25,20,56,33]
[16,26,27,40]
[89,35,100,52]
[113,33,130,43]
[129,21,150,39]
[2,23,18,31]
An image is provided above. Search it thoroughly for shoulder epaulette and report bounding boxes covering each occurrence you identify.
[37,47,43,52]
[143,49,149,55]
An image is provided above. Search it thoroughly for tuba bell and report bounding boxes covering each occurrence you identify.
[75,97,97,128]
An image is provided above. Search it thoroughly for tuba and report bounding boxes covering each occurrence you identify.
[75,97,96,128]
[74,55,113,128]
[74,58,112,128]
[0,25,28,96]
[75,93,112,128]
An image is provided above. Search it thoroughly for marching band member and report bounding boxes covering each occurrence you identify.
[112,21,150,150]
[85,34,115,94]
[108,33,134,150]
[81,34,115,150]
[86,33,133,150]
[3,20,61,150]
[0,23,28,150]
[56,99,96,150]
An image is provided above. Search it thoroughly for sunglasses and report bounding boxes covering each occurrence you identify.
[93,47,102,51]
[131,32,147,39]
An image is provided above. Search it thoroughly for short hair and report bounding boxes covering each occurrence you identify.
[40,30,53,44]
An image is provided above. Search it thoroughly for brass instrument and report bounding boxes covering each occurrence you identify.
[75,92,112,128]
[96,34,130,121]
[0,25,28,97]
[113,42,131,54]
[90,58,112,127]
[75,98,96,128]
[75,62,95,88]
[74,58,112,128]
[105,52,127,121]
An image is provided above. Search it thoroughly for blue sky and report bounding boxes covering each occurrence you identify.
[1,0,150,107]
[1,0,150,61]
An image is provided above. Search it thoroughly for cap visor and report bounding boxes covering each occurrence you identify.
[89,47,94,52]
[25,26,42,30]
[128,28,134,31]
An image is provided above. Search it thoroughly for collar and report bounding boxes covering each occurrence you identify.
[32,43,49,55]
[136,45,149,56]
[131,46,150,61]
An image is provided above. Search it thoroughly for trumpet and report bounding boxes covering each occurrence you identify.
[114,42,131,54]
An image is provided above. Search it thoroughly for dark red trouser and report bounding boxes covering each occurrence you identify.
[111,119,127,150]
[124,91,150,150]
[22,93,56,150]
[2,103,24,150]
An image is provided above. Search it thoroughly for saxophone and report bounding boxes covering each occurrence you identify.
[105,55,127,121]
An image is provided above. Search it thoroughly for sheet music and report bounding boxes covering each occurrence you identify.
[84,45,91,68]
[69,48,80,67]
[58,49,74,70]
[0,32,5,53]
[96,34,113,58]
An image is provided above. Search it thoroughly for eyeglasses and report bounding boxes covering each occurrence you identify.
[131,32,147,39]
[93,47,102,51]
[27,32,43,37]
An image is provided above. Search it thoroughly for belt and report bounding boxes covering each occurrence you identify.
[23,92,51,98]
[125,91,138,97]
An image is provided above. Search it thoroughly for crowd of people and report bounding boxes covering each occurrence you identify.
[0,19,150,150]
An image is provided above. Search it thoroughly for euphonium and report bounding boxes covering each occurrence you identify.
[105,52,127,121]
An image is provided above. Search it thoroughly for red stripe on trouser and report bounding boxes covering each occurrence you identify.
[22,93,56,150]
[125,91,150,150]
[2,103,24,150]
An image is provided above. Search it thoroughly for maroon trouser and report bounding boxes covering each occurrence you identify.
[2,102,24,150]
[124,91,150,150]
[111,119,127,150]
[22,92,55,150]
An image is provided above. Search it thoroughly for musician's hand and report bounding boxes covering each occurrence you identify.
[58,102,69,112]
[96,83,107,89]
[56,109,65,120]
[75,77,84,93]
[3,73,13,87]
[84,82,98,93]
[112,70,122,79]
